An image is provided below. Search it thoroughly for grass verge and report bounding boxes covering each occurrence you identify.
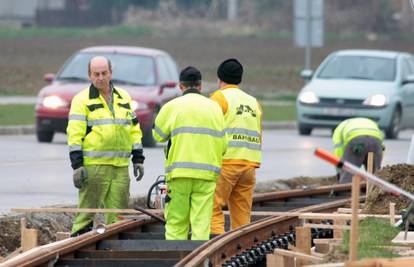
[261,103,296,122]
[0,104,35,125]
[341,218,401,259]
[0,103,296,126]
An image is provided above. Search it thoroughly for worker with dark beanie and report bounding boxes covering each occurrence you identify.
[210,58,263,234]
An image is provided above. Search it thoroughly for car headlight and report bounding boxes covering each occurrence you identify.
[363,94,388,107]
[131,100,149,111]
[42,95,68,109]
[298,91,319,104]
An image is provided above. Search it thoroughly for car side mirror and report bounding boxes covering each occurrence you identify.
[44,73,55,82]
[159,81,177,94]
[402,74,414,85]
[300,69,313,80]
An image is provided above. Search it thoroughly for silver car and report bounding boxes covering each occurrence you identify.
[296,49,414,139]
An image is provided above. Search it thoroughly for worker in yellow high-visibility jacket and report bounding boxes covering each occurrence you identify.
[210,58,262,234]
[332,117,384,183]
[67,56,145,236]
[153,66,227,240]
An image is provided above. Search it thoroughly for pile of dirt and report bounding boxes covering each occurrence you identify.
[0,213,73,258]
[363,164,414,215]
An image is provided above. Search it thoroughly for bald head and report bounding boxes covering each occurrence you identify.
[88,56,112,91]
[88,56,112,75]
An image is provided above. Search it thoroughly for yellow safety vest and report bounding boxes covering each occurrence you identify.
[153,90,227,182]
[332,117,384,158]
[67,85,143,167]
[218,86,262,166]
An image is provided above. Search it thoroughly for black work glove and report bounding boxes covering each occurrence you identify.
[73,166,87,189]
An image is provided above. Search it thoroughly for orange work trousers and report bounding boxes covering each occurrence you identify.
[211,164,256,234]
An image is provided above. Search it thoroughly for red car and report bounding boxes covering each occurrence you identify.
[35,46,180,147]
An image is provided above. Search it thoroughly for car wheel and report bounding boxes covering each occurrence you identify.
[385,109,401,139]
[298,124,312,136]
[36,130,54,143]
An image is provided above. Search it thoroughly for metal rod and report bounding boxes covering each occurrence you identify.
[315,148,414,202]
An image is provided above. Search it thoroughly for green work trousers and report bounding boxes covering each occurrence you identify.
[165,178,216,240]
[71,165,130,235]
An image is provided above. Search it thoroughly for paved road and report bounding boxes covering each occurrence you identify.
[1,129,413,214]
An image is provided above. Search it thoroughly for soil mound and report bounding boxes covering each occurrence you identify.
[0,213,73,258]
[363,164,414,214]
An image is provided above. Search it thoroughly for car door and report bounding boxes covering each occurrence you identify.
[400,57,414,127]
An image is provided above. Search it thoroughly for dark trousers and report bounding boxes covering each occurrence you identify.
[339,136,383,183]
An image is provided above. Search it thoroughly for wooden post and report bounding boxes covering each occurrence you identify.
[296,226,312,266]
[366,152,374,195]
[20,218,38,252]
[349,175,361,262]
[390,202,396,225]
[333,219,346,239]
[266,253,294,267]
[20,217,26,235]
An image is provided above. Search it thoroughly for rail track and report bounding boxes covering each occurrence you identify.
[3,183,364,267]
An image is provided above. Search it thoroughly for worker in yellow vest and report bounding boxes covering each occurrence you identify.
[333,117,384,183]
[210,58,262,234]
[67,56,145,236]
[153,66,227,240]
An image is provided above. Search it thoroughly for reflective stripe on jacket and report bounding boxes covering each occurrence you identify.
[67,84,143,168]
[211,85,262,167]
[152,90,227,182]
[332,117,384,158]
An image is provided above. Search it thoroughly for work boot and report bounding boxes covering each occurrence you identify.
[70,222,93,237]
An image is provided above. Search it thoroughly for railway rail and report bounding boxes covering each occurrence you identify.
[3,183,364,267]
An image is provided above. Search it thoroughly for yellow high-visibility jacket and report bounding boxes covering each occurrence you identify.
[210,85,262,167]
[332,117,384,158]
[67,84,144,169]
[153,89,227,182]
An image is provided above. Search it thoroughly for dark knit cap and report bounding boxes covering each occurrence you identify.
[217,58,243,84]
[179,66,202,82]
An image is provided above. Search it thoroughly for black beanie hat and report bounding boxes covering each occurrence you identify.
[179,66,202,82]
[217,58,243,84]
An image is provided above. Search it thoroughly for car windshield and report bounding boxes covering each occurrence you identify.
[317,55,396,81]
[57,52,156,85]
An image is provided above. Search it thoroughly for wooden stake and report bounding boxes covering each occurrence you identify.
[333,219,346,239]
[20,217,26,235]
[349,175,361,262]
[390,202,396,225]
[20,218,38,251]
[296,227,312,266]
[22,228,38,251]
[266,253,295,267]
[366,152,374,195]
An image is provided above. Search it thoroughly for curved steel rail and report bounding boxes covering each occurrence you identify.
[2,183,362,267]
